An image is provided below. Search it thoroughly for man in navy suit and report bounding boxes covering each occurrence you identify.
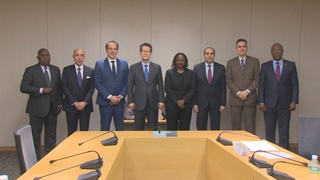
[20,48,63,160]
[62,48,94,136]
[128,43,165,130]
[94,41,129,130]
[193,47,226,130]
[258,43,299,150]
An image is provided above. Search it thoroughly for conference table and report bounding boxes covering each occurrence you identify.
[18,131,319,180]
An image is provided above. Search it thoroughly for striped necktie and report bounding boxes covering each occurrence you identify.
[144,65,148,83]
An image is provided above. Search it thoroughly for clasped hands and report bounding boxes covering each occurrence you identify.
[237,90,249,101]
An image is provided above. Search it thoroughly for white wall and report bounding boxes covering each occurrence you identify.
[1,0,320,147]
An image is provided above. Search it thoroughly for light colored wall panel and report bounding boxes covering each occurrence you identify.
[201,0,252,130]
[251,0,303,141]
[0,0,47,146]
[100,0,152,66]
[46,0,101,142]
[299,0,320,117]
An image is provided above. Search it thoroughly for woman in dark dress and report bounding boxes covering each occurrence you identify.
[165,53,196,130]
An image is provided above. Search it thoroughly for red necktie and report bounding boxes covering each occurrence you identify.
[208,64,212,84]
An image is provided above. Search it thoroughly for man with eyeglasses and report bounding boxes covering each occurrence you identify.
[128,43,165,130]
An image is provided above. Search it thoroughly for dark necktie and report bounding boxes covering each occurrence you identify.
[111,61,116,78]
[44,66,51,87]
[144,65,149,83]
[241,58,245,73]
[207,64,212,84]
[276,62,280,82]
[77,68,82,87]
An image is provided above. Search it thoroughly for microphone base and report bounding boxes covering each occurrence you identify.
[216,137,233,146]
[77,170,101,180]
[101,136,118,146]
[267,169,295,180]
[80,159,103,169]
[249,158,272,168]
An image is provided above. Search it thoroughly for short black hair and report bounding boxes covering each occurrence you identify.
[171,52,188,69]
[236,39,247,46]
[105,41,119,50]
[140,43,153,52]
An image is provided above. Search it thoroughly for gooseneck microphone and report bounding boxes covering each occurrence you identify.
[78,131,118,146]
[267,161,308,180]
[249,150,308,168]
[216,131,263,146]
[49,150,103,169]
[149,126,161,134]
[33,163,101,180]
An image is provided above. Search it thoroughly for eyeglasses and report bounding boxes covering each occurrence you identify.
[141,50,151,53]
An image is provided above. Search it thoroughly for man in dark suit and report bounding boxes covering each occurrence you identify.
[20,48,63,160]
[226,39,260,134]
[94,41,129,131]
[193,47,226,130]
[62,48,94,136]
[128,43,165,130]
[258,43,299,150]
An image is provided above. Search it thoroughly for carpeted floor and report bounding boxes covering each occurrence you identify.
[0,148,300,180]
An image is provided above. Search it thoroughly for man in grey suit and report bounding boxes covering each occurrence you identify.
[62,48,94,136]
[258,43,299,150]
[128,43,165,130]
[20,48,63,160]
[226,39,260,134]
[193,47,226,130]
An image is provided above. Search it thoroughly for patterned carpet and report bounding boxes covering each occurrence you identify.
[0,151,20,180]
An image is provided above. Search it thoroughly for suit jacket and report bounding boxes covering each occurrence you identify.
[193,62,226,108]
[94,58,129,106]
[258,59,299,108]
[61,64,94,113]
[226,56,260,106]
[20,63,63,117]
[127,61,165,111]
[165,68,196,108]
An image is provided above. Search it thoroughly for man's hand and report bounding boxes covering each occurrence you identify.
[42,87,52,94]
[158,102,164,109]
[129,103,135,110]
[57,105,62,115]
[259,104,267,112]
[109,96,121,105]
[289,102,296,111]
[220,106,225,112]
[193,105,199,114]
[75,102,86,111]
[237,91,249,101]
[176,100,185,107]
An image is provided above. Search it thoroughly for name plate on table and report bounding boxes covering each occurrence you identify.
[233,142,249,156]
[152,131,177,137]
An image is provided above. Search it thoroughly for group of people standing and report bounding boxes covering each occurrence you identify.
[20,39,298,159]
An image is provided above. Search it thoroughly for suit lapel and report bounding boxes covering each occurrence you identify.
[268,61,278,82]
[200,62,209,85]
[280,60,289,82]
[139,62,147,83]
[104,58,114,78]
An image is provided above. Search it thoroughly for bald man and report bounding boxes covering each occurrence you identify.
[62,48,94,136]
[258,43,299,150]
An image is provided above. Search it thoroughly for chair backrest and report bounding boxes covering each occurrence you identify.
[298,116,320,159]
[14,125,37,175]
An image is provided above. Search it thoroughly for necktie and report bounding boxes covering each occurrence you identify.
[276,62,280,82]
[111,61,116,78]
[241,58,245,73]
[144,64,149,83]
[77,68,82,87]
[207,64,212,84]
[44,66,51,87]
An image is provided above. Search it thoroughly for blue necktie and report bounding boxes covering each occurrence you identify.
[144,65,148,83]
[111,61,116,78]
[77,68,82,87]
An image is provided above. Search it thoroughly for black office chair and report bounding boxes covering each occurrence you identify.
[14,125,37,175]
[298,116,320,159]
